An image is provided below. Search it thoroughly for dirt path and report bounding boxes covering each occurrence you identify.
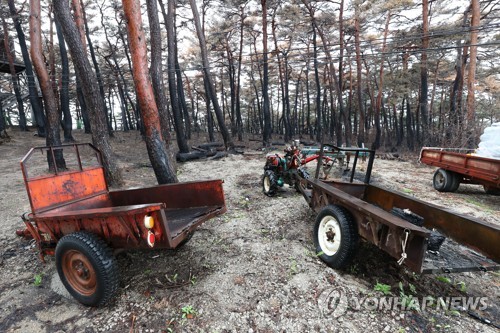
[0,129,498,333]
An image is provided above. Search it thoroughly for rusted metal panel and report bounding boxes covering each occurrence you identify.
[109,179,226,210]
[364,185,500,263]
[420,148,500,187]
[26,167,108,213]
[307,181,429,272]
[20,144,226,259]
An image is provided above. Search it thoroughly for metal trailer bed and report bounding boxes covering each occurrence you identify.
[297,144,499,274]
[19,144,226,306]
[419,147,500,194]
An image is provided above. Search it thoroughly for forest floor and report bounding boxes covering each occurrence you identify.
[0,128,499,333]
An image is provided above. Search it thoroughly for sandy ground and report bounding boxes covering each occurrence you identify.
[0,129,498,333]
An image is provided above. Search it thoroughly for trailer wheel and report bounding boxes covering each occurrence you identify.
[262,170,278,196]
[448,172,461,192]
[313,205,358,269]
[484,185,500,195]
[433,169,457,192]
[56,232,119,306]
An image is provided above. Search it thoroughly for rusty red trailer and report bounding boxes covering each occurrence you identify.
[19,144,226,306]
[419,147,500,194]
[297,144,500,274]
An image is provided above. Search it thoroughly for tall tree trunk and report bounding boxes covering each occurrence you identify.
[54,17,74,142]
[189,0,233,149]
[53,0,124,185]
[271,15,291,142]
[302,0,345,145]
[30,0,64,168]
[235,5,246,141]
[260,0,272,146]
[82,0,112,136]
[8,0,45,136]
[160,0,189,152]
[312,25,321,142]
[466,0,479,144]
[146,0,172,145]
[354,7,365,146]
[420,0,430,145]
[120,0,177,183]
[372,11,391,150]
[2,19,28,131]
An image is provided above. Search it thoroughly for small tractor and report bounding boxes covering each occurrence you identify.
[262,140,324,196]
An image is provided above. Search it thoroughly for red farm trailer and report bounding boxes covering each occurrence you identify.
[19,144,226,306]
[419,147,500,195]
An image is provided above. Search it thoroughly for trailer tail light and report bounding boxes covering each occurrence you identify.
[147,230,155,247]
[144,215,154,229]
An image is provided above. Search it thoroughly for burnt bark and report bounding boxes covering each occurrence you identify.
[8,0,45,136]
[81,0,112,136]
[466,0,479,137]
[354,9,364,146]
[121,0,177,184]
[30,0,63,159]
[189,0,234,149]
[420,0,430,144]
[260,0,272,146]
[53,0,123,185]
[146,0,172,145]
[2,19,28,131]
[54,17,74,142]
[158,0,189,153]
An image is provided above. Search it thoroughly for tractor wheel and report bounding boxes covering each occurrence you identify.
[313,205,358,269]
[262,170,278,197]
[295,168,310,192]
[433,169,457,192]
[484,185,500,195]
[56,232,119,306]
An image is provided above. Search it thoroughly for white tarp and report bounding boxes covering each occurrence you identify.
[476,122,500,159]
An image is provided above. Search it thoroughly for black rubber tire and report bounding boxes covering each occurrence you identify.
[55,232,119,306]
[262,170,278,197]
[313,205,358,269]
[294,168,310,192]
[433,168,456,192]
[484,185,500,195]
[448,172,461,192]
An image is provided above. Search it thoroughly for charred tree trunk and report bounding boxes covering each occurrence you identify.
[235,5,245,141]
[312,25,321,142]
[260,0,272,146]
[82,0,112,136]
[8,0,45,136]
[420,0,430,145]
[2,19,28,131]
[53,0,124,185]
[465,0,479,144]
[54,18,74,142]
[146,0,172,145]
[372,11,391,150]
[354,5,365,146]
[158,0,189,153]
[189,0,233,149]
[121,0,177,184]
[30,0,64,170]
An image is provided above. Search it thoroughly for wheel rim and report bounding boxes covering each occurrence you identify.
[318,216,342,256]
[263,175,271,192]
[62,250,97,296]
[435,171,445,187]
